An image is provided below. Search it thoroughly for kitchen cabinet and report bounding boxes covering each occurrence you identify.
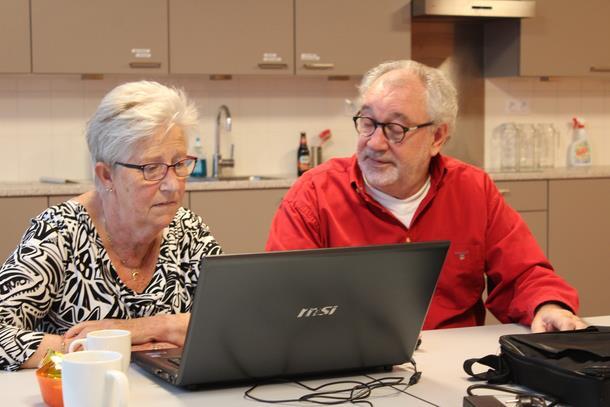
[170,0,294,75]
[295,0,411,76]
[170,0,411,76]
[0,0,30,73]
[189,188,288,254]
[31,0,168,74]
[49,193,189,208]
[548,178,610,318]
[486,180,548,325]
[484,0,610,77]
[48,195,78,206]
[0,197,48,264]
[495,180,548,255]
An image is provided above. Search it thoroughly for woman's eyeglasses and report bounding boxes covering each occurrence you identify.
[115,156,197,181]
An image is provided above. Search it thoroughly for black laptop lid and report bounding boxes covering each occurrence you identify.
[176,241,449,386]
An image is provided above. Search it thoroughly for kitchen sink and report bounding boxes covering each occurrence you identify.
[217,175,278,181]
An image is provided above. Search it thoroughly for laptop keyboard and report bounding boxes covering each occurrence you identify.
[168,357,182,367]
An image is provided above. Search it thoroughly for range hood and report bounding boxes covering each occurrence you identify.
[412,0,535,18]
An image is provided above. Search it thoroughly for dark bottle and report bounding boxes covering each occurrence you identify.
[297,132,311,176]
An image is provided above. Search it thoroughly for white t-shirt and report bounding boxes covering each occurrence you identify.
[364,176,431,229]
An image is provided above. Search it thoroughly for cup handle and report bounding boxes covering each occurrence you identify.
[68,338,86,353]
[106,370,129,407]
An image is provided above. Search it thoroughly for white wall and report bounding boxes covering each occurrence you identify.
[0,75,361,183]
[2,74,609,183]
[485,77,610,169]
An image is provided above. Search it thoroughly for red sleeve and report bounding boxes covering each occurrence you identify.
[265,181,323,251]
[483,176,579,325]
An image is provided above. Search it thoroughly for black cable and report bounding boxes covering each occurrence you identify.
[363,359,439,407]
[244,359,428,406]
[245,377,401,406]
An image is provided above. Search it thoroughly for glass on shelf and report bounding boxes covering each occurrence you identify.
[517,123,538,171]
[491,122,520,172]
[535,123,559,169]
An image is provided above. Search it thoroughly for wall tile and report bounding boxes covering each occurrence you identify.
[2,74,364,181]
[486,76,610,168]
[2,74,610,182]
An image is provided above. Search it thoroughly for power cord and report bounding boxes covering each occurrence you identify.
[364,358,439,407]
[244,359,431,406]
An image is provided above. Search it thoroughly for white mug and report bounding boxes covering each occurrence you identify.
[61,350,129,407]
[69,329,131,372]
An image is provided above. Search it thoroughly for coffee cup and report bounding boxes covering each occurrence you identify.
[69,329,131,372]
[61,350,129,407]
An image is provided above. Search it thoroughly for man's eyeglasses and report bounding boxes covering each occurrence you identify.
[115,156,197,181]
[352,116,435,144]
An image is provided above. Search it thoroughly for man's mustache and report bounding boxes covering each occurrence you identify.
[361,149,394,163]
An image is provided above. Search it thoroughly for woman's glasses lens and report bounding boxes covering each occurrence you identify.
[142,158,196,181]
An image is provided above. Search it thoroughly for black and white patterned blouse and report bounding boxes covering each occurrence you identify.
[0,200,222,371]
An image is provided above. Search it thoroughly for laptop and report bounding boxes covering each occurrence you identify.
[132,241,449,387]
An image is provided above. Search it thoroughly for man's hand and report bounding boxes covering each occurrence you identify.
[531,303,588,333]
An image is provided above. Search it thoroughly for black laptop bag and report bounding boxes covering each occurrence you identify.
[463,326,610,407]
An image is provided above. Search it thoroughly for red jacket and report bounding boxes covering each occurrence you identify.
[266,155,579,330]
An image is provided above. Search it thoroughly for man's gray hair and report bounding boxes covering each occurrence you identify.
[86,80,199,185]
[358,60,458,136]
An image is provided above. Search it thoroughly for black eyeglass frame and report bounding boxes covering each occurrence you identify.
[114,155,198,181]
[352,115,435,144]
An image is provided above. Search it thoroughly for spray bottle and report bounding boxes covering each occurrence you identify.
[566,117,591,167]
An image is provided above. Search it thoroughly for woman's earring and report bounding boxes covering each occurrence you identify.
[106,186,114,193]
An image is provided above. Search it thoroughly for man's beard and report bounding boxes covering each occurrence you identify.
[357,149,400,188]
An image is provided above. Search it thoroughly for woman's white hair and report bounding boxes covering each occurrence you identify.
[358,60,458,137]
[86,80,199,188]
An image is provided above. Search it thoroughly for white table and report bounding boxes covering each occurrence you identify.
[3,316,608,406]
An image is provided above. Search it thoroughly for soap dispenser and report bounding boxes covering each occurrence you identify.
[191,137,207,177]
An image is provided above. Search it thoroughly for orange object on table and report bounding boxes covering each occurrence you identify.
[36,349,64,407]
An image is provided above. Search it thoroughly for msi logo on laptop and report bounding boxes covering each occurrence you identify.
[297,305,339,318]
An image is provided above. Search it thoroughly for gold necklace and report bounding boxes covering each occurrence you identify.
[103,220,150,281]
[107,235,142,280]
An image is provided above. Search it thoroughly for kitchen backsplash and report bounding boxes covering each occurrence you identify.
[0,74,609,183]
[0,75,361,183]
[485,76,610,169]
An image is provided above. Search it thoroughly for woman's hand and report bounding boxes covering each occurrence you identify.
[64,313,191,347]
[131,342,177,352]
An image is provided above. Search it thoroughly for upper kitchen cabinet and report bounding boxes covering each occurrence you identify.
[170,0,293,75]
[31,0,168,74]
[295,0,411,76]
[0,0,31,73]
[485,0,610,77]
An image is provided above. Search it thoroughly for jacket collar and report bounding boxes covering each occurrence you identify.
[349,153,448,202]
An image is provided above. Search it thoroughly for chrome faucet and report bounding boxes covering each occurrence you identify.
[212,105,233,178]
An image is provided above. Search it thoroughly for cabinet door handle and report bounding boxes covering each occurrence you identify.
[498,188,510,196]
[303,63,335,70]
[257,62,288,69]
[129,62,162,69]
[590,66,610,73]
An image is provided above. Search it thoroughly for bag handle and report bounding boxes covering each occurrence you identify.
[463,354,511,383]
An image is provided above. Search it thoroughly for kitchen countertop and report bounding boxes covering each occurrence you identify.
[0,177,296,197]
[1,166,610,197]
[488,165,610,181]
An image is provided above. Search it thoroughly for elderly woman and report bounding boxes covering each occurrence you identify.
[0,81,221,370]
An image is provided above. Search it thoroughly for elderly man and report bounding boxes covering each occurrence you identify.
[266,60,586,333]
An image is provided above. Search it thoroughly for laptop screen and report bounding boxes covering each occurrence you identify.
[169,241,449,386]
